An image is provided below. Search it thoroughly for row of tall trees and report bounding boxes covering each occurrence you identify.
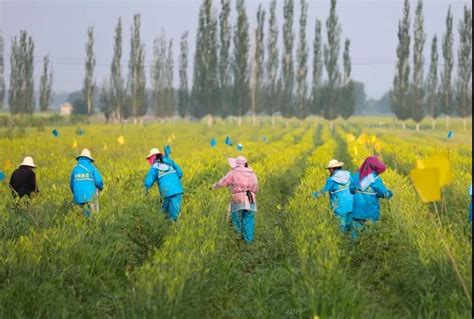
[188,0,354,127]
[391,0,472,130]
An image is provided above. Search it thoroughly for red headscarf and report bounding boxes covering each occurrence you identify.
[147,154,157,166]
[359,156,386,181]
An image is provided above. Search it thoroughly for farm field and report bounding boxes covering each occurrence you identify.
[0,117,471,318]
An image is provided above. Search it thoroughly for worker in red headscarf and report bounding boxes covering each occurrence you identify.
[349,156,393,238]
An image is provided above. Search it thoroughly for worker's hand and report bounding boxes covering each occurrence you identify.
[312,191,320,199]
[386,190,393,199]
[209,186,214,190]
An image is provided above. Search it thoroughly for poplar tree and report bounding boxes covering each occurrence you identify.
[265,0,279,125]
[110,18,125,121]
[152,31,167,118]
[323,0,341,130]
[165,39,174,117]
[281,0,295,119]
[411,0,426,131]
[39,55,53,112]
[341,39,354,120]
[9,31,35,114]
[0,32,4,110]
[128,13,147,122]
[232,0,250,125]
[426,35,440,129]
[310,19,323,116]
[219,0,232,117]
[192,0,219,119]
[178,31,189,117]
[390,0,411,128]
[456,5,472,131]
[440,6,454,128]
[296,0,308,119]
[99,79,113,122]
[251,5,265,124]
[83,27,96,115]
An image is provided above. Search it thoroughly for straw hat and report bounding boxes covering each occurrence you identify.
[20,156,37,168]
[76,149,94,161]
[228,156,248,168]
[326,159,344,169]
[146,148,162,159]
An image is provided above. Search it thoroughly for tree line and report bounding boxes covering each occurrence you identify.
[0,0,471,130]
[391,0,472,131]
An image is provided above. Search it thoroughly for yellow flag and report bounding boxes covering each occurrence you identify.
[370,134,378,144]
[72,139,77,149]
[3,159,12,171]
[410,168,442,203]
[374,141,382,152]
[117,136,125,145]
[353,146,359,156]
[417,153,453,187]
[103,143,108,151]
[167,136,173,144]
[171,133,176,140]
[346,133,355,143]
[357,133,368,145]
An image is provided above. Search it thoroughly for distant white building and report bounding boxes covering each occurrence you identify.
[60,103,73,115]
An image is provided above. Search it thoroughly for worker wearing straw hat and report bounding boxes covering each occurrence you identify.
[70,149,104,217]
[144,148,184,222]
[312,159,354,234]
[9,157,39,198]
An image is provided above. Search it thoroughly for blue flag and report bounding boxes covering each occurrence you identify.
[0,171,4,182]
[164,145,172,157]
[52,129,59,137]
[76,128,86,136]
[237,144,243,151]
[262,136,267,143]
[225,136,233,146]
[210,138,217,148]
[447,131,455,139]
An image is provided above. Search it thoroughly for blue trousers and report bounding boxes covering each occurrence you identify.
[336,213,352,234]
[231,210,255,243]
[162,194,183,222]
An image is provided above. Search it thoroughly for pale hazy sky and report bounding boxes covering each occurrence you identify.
[0,0,471,99]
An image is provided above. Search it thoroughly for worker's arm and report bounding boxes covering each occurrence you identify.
[313,179,333,198]
[372,177,393,199]
[212,172,232,189]
[93,166,104,191]
[144,166,158,191]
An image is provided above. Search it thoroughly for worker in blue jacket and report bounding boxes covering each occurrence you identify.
[144,148,184,221]
[350,156,393,238]
[312,159,354,234]
[70,149,104,217]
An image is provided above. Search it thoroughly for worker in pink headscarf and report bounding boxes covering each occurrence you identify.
[349,156,393,238]
[211,156,259,244]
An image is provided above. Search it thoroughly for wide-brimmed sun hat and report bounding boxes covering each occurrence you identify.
[76,149,94,161]
[228,156,248,168]
[326,159,344,169]
[20,156,37,168]
[146,148,162,159]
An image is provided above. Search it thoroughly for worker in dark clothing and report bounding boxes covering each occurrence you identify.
[9,157,39,198]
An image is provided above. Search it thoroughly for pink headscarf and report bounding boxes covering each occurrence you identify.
[227,156,248,169]
[359,156,386,181]
[147,154,157,166]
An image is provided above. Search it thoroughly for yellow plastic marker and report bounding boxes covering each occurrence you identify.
[3,159,12,171]
[103,143,108,151]
[72,139,78,149]
[417,153,453,187]
[346,133,355,143]
[370,134,377,144]
[357,133,368,145]
[117,136,125,145]
[374,141,382,152]
[353,145,359,156]
[410,168,442,203]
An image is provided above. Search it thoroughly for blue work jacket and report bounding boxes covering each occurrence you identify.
[145,157,184,198]
[350,172,392,221]
[70,158,104,204]
[319,170,353,216]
